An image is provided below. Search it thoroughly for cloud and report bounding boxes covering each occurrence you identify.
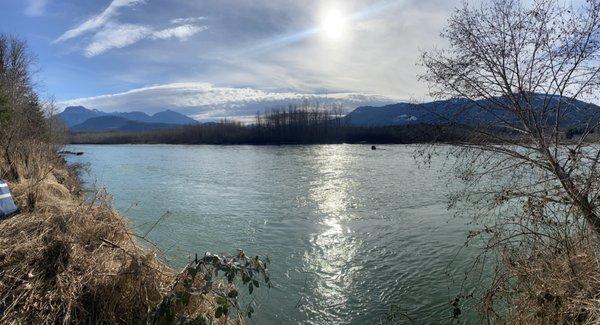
[171,17,206,24]
[85,23,150,57]
[85,23,206,57]
[152,25,207,41]
[24,0,49,16]
[57,82,398,121]
[55,0,206,56]
[55,0,145,43]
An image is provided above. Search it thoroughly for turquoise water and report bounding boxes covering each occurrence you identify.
[67,144,477,324]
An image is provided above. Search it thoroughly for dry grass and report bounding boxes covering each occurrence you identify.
[0,199,168,323]
[501,237,600,324]
[0,143,229,324]
[475,229,600,324]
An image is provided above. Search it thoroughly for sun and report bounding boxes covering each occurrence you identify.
[320,6,347,40]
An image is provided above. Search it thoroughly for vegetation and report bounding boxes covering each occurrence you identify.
[420,0,600,322]
[70,105,469,145]
[0,34,269,324]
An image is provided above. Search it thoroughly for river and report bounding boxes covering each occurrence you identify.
[67,144,478,324]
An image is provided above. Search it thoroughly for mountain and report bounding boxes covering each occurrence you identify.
[112,111,154,123]
[70,116,178,133]
[57,106,198,132]
[109,110,198,125]
[345,95,599,128]
[150,110,198,125]
[58,106,108,127]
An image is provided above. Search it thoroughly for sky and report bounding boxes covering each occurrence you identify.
[0,0,459,121]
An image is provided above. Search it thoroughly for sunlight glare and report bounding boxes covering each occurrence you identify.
[320,6,347,40]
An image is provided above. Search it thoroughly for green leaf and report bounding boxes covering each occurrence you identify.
[227,289,238,298]
[216,296,227,306]
[242,272,250,284]
[215,306,223,318]
[175,292,191,305]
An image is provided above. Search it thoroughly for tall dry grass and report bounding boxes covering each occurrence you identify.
[473,227,600,324]
[504,240,600,323]
[0,141,233,324]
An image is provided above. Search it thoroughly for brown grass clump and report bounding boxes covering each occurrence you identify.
[501,237,600,324]
[0,147,232,324]
[0,174,161,323]
[474,228,600,324]
[0,197,169,323]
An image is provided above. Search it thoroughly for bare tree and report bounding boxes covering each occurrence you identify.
[420,0,600,322]
[421,0,600,230]
[0,33,59,208]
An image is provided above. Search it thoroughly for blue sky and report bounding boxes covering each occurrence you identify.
[0,0,459,121]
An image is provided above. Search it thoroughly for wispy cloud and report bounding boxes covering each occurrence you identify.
[55,0,206,57]
[152,25,207,41]
[24,0,49,17]
[85,23,207,57]
[170,17,206,24]
[85,23,149,57]
[57,82,397,121]
[55,0,145,42]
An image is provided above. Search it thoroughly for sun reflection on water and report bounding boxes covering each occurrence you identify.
[301,145,362,323]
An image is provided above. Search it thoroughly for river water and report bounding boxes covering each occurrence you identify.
[67,144,478,324]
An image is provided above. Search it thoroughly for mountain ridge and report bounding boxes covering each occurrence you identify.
[345,95,600,128]
[58,106,198,132]
[70,116,179,133]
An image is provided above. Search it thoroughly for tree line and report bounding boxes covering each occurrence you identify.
[0,34,64,182]
[70,104,468,145]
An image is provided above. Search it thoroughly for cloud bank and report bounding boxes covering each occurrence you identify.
[58,82,398,121]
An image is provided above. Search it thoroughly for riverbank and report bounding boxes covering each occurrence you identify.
[0,146,170,322]
[0,142,266,323]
